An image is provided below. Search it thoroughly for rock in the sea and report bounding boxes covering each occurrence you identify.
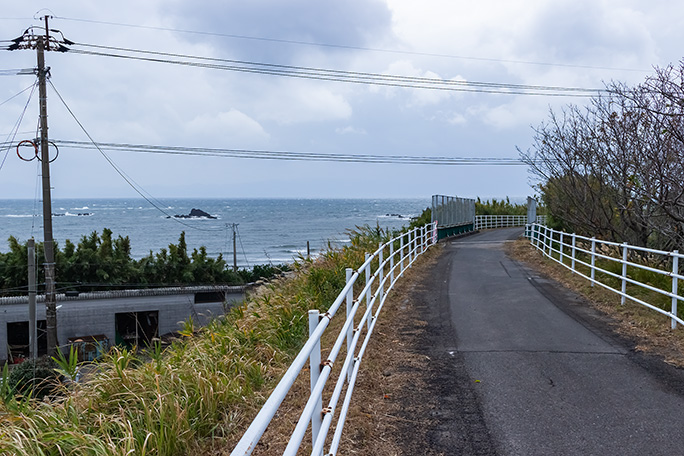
[170,208,217,219]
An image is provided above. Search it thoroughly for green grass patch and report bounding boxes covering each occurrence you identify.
[0,224,401,455]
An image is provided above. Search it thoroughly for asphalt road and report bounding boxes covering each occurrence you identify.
[437,228,684,455]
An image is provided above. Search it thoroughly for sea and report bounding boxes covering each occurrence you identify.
[0,198,429,267]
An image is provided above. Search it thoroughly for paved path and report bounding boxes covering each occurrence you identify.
[438,228,684,455]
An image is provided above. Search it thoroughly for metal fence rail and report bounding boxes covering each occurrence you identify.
[231,222,437,456]
[474,214,547,230]
[525,223,684,329]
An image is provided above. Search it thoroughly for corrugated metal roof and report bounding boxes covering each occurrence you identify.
[0,285,247,306]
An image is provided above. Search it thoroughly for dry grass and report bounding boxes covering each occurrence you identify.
[507,238,684,367]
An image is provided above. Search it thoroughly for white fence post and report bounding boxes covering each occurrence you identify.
[418,227,422,255]
[672,252,679,330]
[559,231,564,263]
[571,234,576,271]
[308,310,322,452]
[409,229,415,267]
[621,243,628,305]
[365,253,372,329]
[390,240,395,284]
[345,268,354,382]
[591,238,596,286]
[378,242,384,307]
[400,235,405,273]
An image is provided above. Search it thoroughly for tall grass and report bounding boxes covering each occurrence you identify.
[0,224,394,455]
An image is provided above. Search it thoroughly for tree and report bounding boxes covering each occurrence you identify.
[521,60,684,250]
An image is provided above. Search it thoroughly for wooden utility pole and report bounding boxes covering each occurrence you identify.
[9,16,67,357]
[37,18,58,356]
[232,224,238,272]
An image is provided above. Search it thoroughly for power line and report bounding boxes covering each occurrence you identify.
[0,83,36,108]
[50,15,651,74]
[51,139,525,166]
[0,81,38,174]
[66,43,602,97]
[2,25,605,97]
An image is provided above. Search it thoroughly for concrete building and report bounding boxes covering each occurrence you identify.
[0,285,245,363]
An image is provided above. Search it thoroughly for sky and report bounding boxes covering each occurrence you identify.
[0,1,682,201]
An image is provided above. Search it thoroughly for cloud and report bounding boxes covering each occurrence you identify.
[255,83,353,124]
[4,0,684,201]
[448,113,467,125]
[372,60,466,107]
[166,0,394,62]
[335,126,367,135]
[186,109,270,145]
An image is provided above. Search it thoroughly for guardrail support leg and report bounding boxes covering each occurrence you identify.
[571,234,576,270]
[672,252,679,329]
[621,243,628,305]
[410,229,415,266]
[559,231,564,264]
[365,253,372,330]
[378,243,384,307]
[390,241,395,284]
[308,310,322,451]
[400,235,405,273]
[345,268,354,382]
[590,238,596,286]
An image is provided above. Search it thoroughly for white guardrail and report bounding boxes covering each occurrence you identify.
[231,222,438,456]
[525,223,684,329]
[474,214,547,231]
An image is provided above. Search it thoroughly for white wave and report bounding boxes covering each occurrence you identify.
[5,214,35,218]
[377,213,414,219]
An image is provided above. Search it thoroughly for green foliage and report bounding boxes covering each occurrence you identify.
[0,217,426,455]
[6,356,60,400]
[0,230,291,297]
[475,197,529,216]
[238,263,290,283]
[52,345,80,383]
[0,364,16,405]
[407,207,431,230]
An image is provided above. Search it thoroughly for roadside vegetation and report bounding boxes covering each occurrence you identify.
[0,229,287,297]
[475,197,544,216]
[520,60,684,252]
[0,222,410,455]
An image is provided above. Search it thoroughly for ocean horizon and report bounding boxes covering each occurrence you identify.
[0,197,430,267]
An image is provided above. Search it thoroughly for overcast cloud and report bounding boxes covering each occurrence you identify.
[1,1,683,200]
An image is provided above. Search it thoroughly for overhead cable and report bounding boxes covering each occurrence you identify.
[0,80,38,174]
[53,139,525,166]
[67,43,602,97]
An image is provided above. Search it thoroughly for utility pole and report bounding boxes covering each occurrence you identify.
[28,238,37,359]
[36,18,58,357]
[9,17,68,357]
[232,224,238,272]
